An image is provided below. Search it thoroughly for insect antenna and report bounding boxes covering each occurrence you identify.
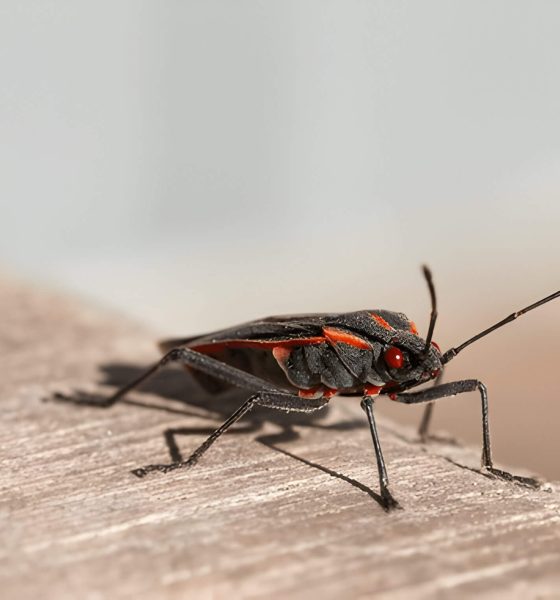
[421,265,438,357]
[441,288,560,365]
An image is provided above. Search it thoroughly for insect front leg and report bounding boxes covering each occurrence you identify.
[394,380,541,489]
[361,396,401,510]
[417,402,434,441]
[417,369,444,442]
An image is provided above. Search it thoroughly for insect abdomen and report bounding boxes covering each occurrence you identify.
[273,342,372,392]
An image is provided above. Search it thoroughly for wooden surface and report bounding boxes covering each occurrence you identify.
[2,276,560,600]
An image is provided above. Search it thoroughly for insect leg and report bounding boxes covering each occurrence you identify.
[133,390,328,477]
[417,403,434,441]
[67,347,285,408]
[132,394,260,476]
[60,344,329,475]
[393,380,541,489]
[361,396,401,510]
[417,369,444,442]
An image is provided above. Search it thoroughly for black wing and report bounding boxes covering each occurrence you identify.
[157,314,340,393]
[158,313,337,353]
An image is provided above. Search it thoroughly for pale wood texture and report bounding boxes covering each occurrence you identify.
[1,276,560,600]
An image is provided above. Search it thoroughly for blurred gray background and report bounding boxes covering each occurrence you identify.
[1,1,559,477]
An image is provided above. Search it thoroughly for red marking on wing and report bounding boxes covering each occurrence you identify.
[409,320,419,335]
[322,326,371,350]
[190,336,325,354]
[370,313,394,331]
[364,384,383,396]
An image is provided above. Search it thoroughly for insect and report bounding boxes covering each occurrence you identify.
[66,267,559,509]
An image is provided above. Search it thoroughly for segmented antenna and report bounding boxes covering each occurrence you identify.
[422,265,438,357]
[442,288,560,364]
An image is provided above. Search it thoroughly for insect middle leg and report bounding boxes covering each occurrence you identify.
[133,390,328,477]
[394,380,541,488]
[361,396,401,510]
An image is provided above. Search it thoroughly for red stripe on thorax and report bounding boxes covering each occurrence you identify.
[370,313,394,330]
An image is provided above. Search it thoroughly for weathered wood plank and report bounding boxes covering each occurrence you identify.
[1,276,559,599]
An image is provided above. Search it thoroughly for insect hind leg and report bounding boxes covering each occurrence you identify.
[54,346,289,408]
[51,357,175,408]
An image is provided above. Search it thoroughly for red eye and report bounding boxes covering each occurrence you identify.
[384,346,404,369]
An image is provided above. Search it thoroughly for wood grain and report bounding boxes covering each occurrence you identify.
[1,276,560,600]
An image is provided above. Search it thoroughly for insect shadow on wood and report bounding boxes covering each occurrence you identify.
[51,360,373,498]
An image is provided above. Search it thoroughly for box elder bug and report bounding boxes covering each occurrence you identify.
[60,267,559,509]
